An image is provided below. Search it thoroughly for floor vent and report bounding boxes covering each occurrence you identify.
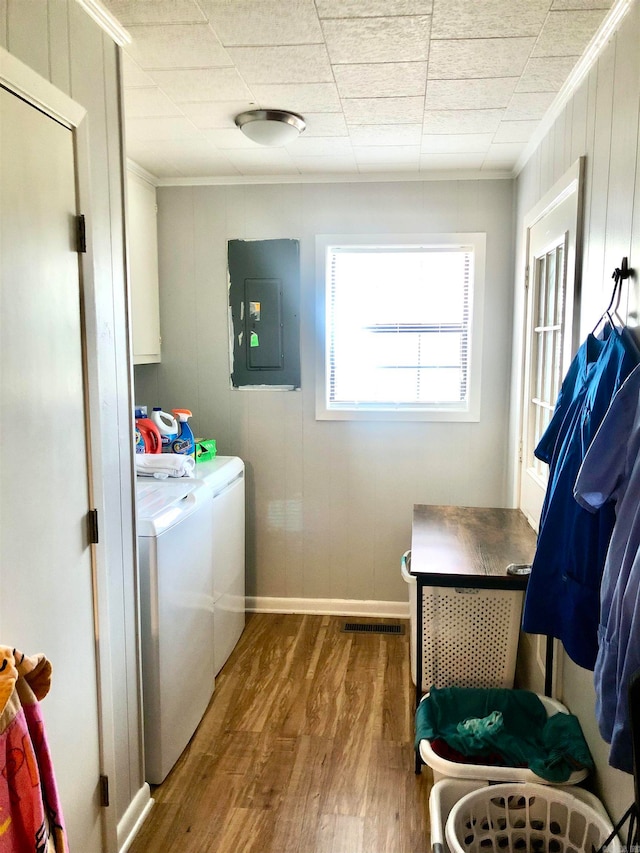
[341,622,405,635]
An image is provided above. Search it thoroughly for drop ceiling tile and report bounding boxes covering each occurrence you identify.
[481,160,515,173]
[532,9,608,57]
[358,161,421,173]
[197,0,323,46]
[223,148,300,175]
[124,87,183,118]
[322,16,431,64]
[122,54,156,88]
[290,137,354,156]
[423,109,504,134]
[431,0,549,38]
[353,145,421,164]
[148,68,252,103]
[124,24,230,70]
[178,101,255,129]
[131,153,187,178]
[299,113,349,136]
[316,0,432,17]
[551,0,612,10]
[177,160,240,177]
[484,142,525,160]
[226,45,333,84]
[493,120,539,142]
[101,1,205,25]
[248,83,342,113]
[149,138,229,158]
[343,96,424,125]
[164,150,240,176]
[126,140,162,164]
[425,78,517,110]
[125,115,200,142]
[504,91,556,121]
[333,62,427,98]
[516,56,579,92]
[420,133,494,153]
[294,155,359,174]
[141,139,242,175]
[349,124,423,145]
[419,152,485,170]
[202,128,265,149]
[428,37,535,79]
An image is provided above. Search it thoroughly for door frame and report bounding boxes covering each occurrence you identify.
[511,157,585,520]
[0,47,118,851]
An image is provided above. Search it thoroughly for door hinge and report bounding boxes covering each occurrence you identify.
[524,265,530,288]
[76,214,87,254]
[88,509,99,545]
[99,774,110,807]
[519,440,523,463]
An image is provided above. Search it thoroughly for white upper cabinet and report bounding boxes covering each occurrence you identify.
[128,169,161,364]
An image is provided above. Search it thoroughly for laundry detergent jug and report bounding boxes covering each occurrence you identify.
[151,407,178,452]
[170,409,195,456]
[135,417,162,454]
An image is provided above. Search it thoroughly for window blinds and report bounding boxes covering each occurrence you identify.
[327,246,473,410]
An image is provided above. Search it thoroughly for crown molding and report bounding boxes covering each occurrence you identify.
[154,168,514,188]
[126,159,159,188]
[74,0,131,46]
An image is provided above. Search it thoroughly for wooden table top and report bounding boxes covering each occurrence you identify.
[410,504,537,589]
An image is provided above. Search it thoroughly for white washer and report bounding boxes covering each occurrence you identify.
[136,478,215,784]
[192,456,246,675]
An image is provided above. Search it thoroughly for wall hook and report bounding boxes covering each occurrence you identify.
[614,256,631,282]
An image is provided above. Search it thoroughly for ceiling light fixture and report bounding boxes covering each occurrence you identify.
[235,109,306,147]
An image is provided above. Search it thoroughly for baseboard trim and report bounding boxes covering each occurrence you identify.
[118,783,154,853]
[246,596,409,619]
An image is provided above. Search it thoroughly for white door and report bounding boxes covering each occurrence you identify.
[517,160,584,698]
[0,87,103,850]
[519,161,583,531]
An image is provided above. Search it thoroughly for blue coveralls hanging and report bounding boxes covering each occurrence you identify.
[521,329,638,670]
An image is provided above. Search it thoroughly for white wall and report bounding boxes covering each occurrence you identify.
[0,1,146,846]
[513,0,640,822]
[134,178,515,610]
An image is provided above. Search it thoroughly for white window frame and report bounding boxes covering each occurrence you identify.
[315,232,485,422]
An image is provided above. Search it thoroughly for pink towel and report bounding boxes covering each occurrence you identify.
[0,647,69,853]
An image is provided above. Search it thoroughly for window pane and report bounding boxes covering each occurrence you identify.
[328,247,472,407]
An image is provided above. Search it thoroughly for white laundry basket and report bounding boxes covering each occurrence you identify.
[444,782,621,853]
[402,550,524,690]
[418,692,588,786]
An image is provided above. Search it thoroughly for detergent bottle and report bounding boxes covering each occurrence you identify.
[170,409,195,456]
[134,408,162,454]
[151,407,178,452]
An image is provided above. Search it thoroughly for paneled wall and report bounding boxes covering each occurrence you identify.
[0,1,145,846]
[134,178,515,610]
[513,0,640,822]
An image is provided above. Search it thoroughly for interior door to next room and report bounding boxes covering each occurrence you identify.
[0,86,103,850]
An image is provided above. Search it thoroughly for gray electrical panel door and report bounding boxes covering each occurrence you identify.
[229,238,300,388]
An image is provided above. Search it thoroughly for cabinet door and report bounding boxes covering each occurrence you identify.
[128,171,161,364]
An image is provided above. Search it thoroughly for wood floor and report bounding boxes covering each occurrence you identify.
[128,613,432,853]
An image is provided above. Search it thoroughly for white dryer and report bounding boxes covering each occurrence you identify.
[192,456,246,675]
[136,478,215,784]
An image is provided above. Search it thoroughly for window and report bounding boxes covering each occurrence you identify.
[527,241,566,481]
[315,233,485,421]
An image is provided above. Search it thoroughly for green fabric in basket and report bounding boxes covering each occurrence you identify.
[415,686,593,783]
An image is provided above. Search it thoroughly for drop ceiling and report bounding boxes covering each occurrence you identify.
[100,0,615,183]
